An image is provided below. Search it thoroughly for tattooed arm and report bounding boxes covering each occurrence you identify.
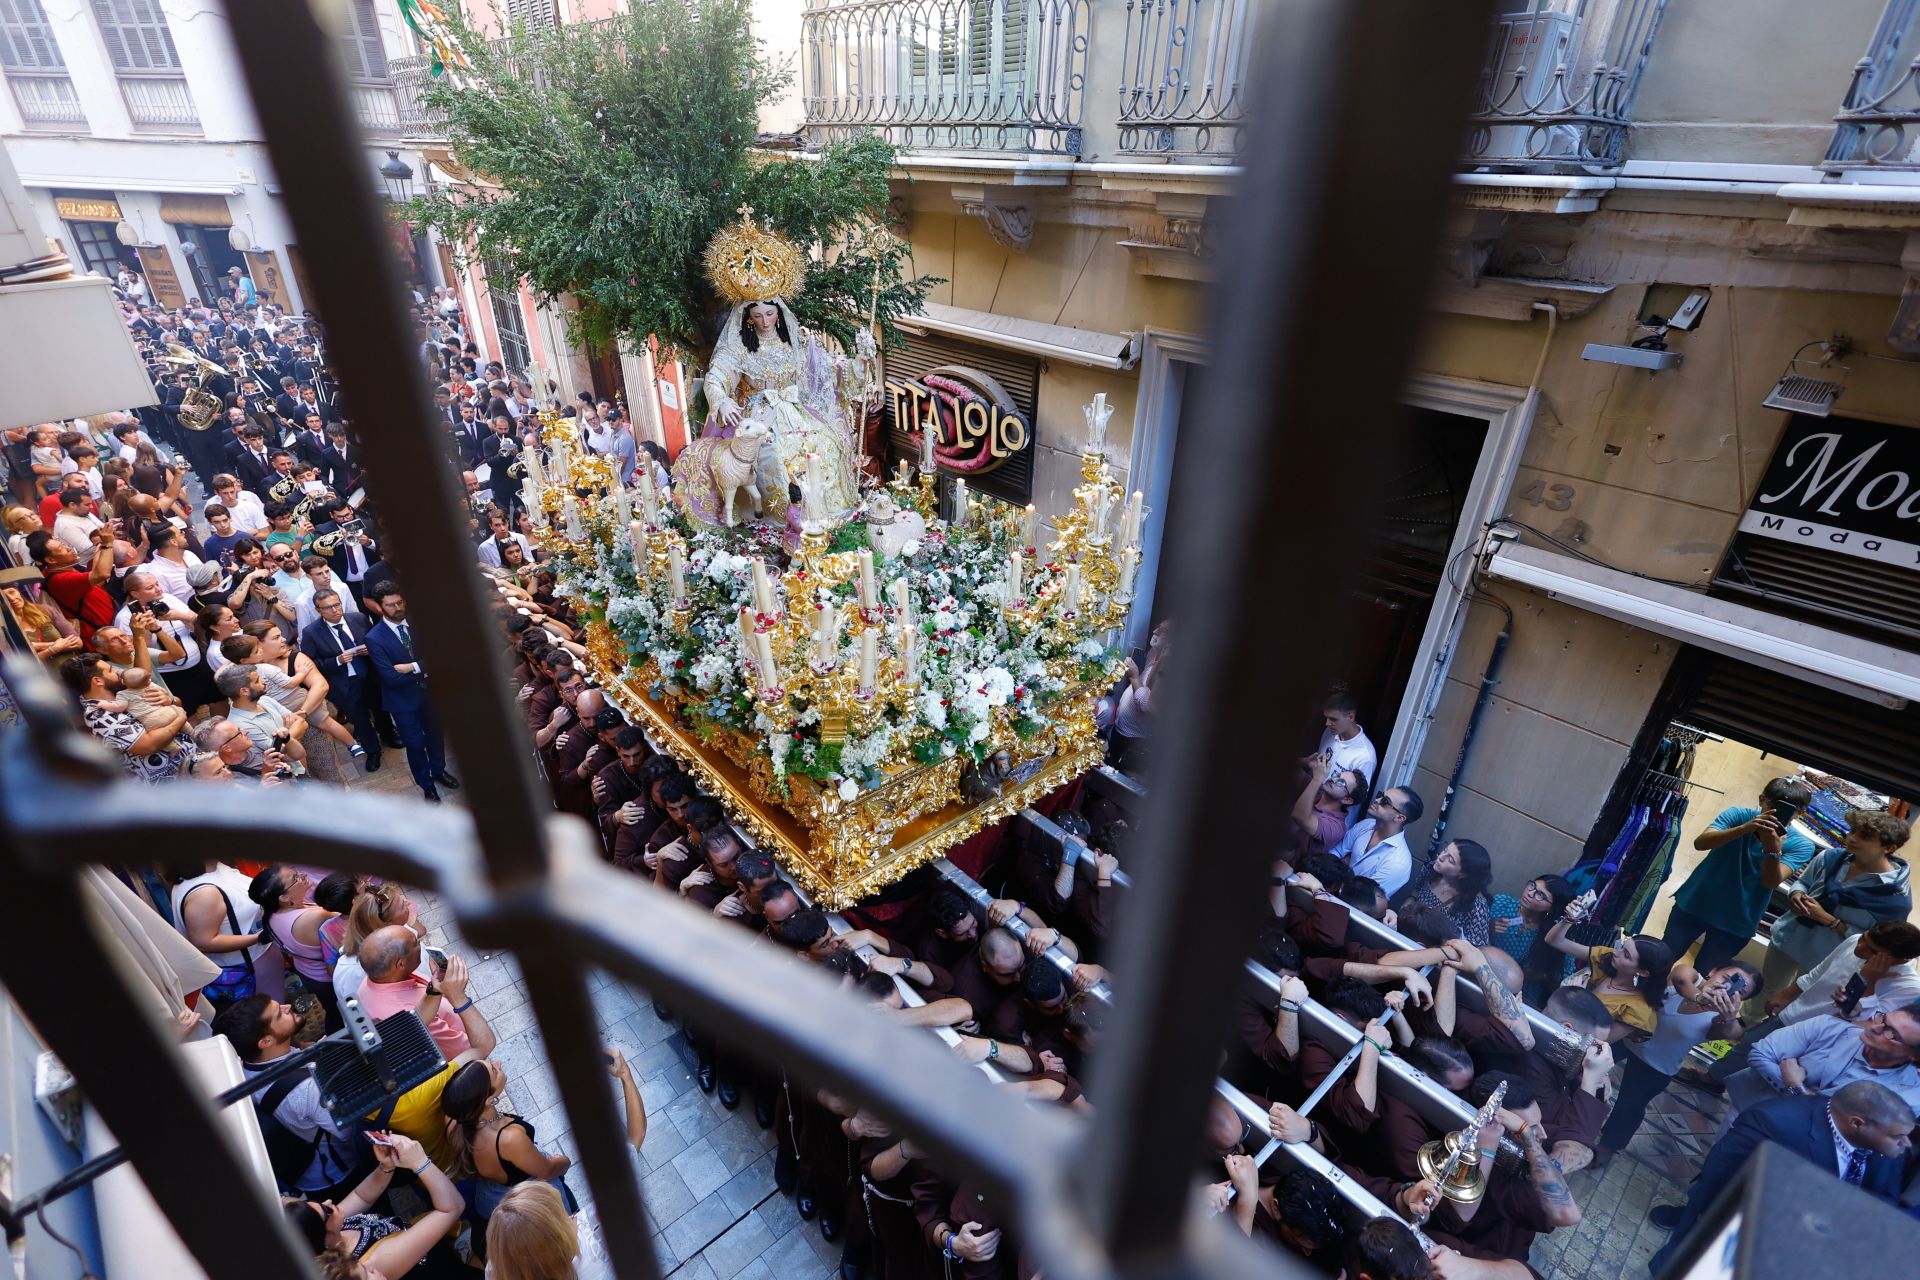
[1550,1140,1595,1176]
[1446,940,1534,1049]
[1521,1124,1584,1227]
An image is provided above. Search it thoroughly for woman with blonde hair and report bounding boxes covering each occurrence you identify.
[3,584,82,661]
[3,503,43,565]
[485,1181,579,1280]
[331,882,426,1004]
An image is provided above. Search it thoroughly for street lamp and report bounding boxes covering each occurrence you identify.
[379,150,415,203]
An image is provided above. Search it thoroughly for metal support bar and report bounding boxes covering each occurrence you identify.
[1243,961,1523,1162]
[1016,808,1134,889]
[1076,0,1497,1260]
[1288,887,1581,1060]
[1213,1079,1430,1250]
[935,858,1114,1004]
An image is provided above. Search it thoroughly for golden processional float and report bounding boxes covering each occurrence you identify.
[529,216,1149,909]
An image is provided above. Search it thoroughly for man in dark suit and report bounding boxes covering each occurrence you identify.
[301,590,380,772]
[273,376,304,425]
[363,582,459,803]
[450,402,486,466]
[293,413,334,471]
[227,423,276,493]
[1649,1082,1914,1274]
[315,426,363,498]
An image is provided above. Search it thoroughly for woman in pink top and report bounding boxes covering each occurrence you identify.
[249,864,341,1031]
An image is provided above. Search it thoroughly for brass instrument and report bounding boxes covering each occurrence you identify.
[267,473,301,503]
[309,529,346,557]
[161,343,228,433]
[1415,1080,1507,1208]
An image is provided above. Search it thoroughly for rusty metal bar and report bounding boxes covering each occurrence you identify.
[218,0,553,887]
[1074,0,1497,1261]
[0,664,317,1276]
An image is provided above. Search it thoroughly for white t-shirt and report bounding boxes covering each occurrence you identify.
[144,552,204,603]
[114,592,203,671]
[1319,726,1379,791]
[52,510,103,557]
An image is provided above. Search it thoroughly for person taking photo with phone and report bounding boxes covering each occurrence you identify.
[1660,777,1819,971]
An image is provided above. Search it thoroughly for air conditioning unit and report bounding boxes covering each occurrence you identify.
[1478,6,1583,164]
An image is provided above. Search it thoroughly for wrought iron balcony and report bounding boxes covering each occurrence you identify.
[800,0,1089,156]
[1825,0,1920,171]
[1464,0,1671,172]
[1115,0,1257,158]
[118,73,199,130]
[390,54,446,141]
[6,72,86,127]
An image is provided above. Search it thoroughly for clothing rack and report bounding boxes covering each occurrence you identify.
[1645,770,1723,795]
[1668,721,1725,745]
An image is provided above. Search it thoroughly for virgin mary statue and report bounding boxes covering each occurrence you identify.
[672,215,863,529]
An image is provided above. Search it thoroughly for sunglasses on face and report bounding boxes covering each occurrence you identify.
[1373,793,1405,817]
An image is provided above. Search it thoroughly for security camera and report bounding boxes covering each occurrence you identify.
[1666,290,1710,332]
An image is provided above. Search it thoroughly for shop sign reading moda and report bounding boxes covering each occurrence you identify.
[1740,416,1920,569]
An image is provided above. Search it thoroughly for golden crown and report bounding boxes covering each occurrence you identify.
[704,207,807,307]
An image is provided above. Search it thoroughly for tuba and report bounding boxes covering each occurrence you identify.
[162,343,229,433]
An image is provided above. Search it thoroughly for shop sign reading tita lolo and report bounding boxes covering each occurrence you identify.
[886,365,1030,475]
[1740,416,1920,569]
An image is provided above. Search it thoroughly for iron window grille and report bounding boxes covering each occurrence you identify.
[0,1,1507,1277]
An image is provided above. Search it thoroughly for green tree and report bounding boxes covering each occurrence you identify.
[409,0,933,364]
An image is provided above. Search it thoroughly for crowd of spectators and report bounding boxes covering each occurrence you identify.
[7,274,1920,1280]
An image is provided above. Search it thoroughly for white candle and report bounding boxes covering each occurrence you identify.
[756,631,778,687]
[920,423,936,472]
[1120,489,1144,549]
[858,631,878,690]
[668,541,687,602]
[613,481,631,528]
[521,479,539,518]
[1007,552,1022,602]
[1062,563,1082,613]
[751,557,775,617]
[813,600,837,665]
[562,496,584,540]
[953,477,967,528]
[1023,503,1038,552]
[892,578,912,634]
[1116,546,1141,600]
[526,449,545,490]
[903,634,919,686]
[640,480,660,528]
[895,459,913,487]
[858,549,877,611]
[628,519,648,566]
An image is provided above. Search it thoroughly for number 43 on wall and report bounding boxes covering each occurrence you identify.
[1519,479,1575,511]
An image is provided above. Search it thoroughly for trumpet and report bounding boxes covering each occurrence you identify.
[161,343,230,433]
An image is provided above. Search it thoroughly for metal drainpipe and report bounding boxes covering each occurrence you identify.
[1427,598,1510,857]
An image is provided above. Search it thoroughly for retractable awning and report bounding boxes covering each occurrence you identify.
[896,302,1139,370]
[1484,540,1918,710]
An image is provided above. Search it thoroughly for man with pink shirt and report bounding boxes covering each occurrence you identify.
[353,925,496,1062]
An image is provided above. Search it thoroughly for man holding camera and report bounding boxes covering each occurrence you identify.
[1662,777,1820,972]
[215,663,308,775]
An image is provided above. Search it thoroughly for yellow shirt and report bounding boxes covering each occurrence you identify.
[1587,946,1659,1034]
[369,1060,457,1171]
